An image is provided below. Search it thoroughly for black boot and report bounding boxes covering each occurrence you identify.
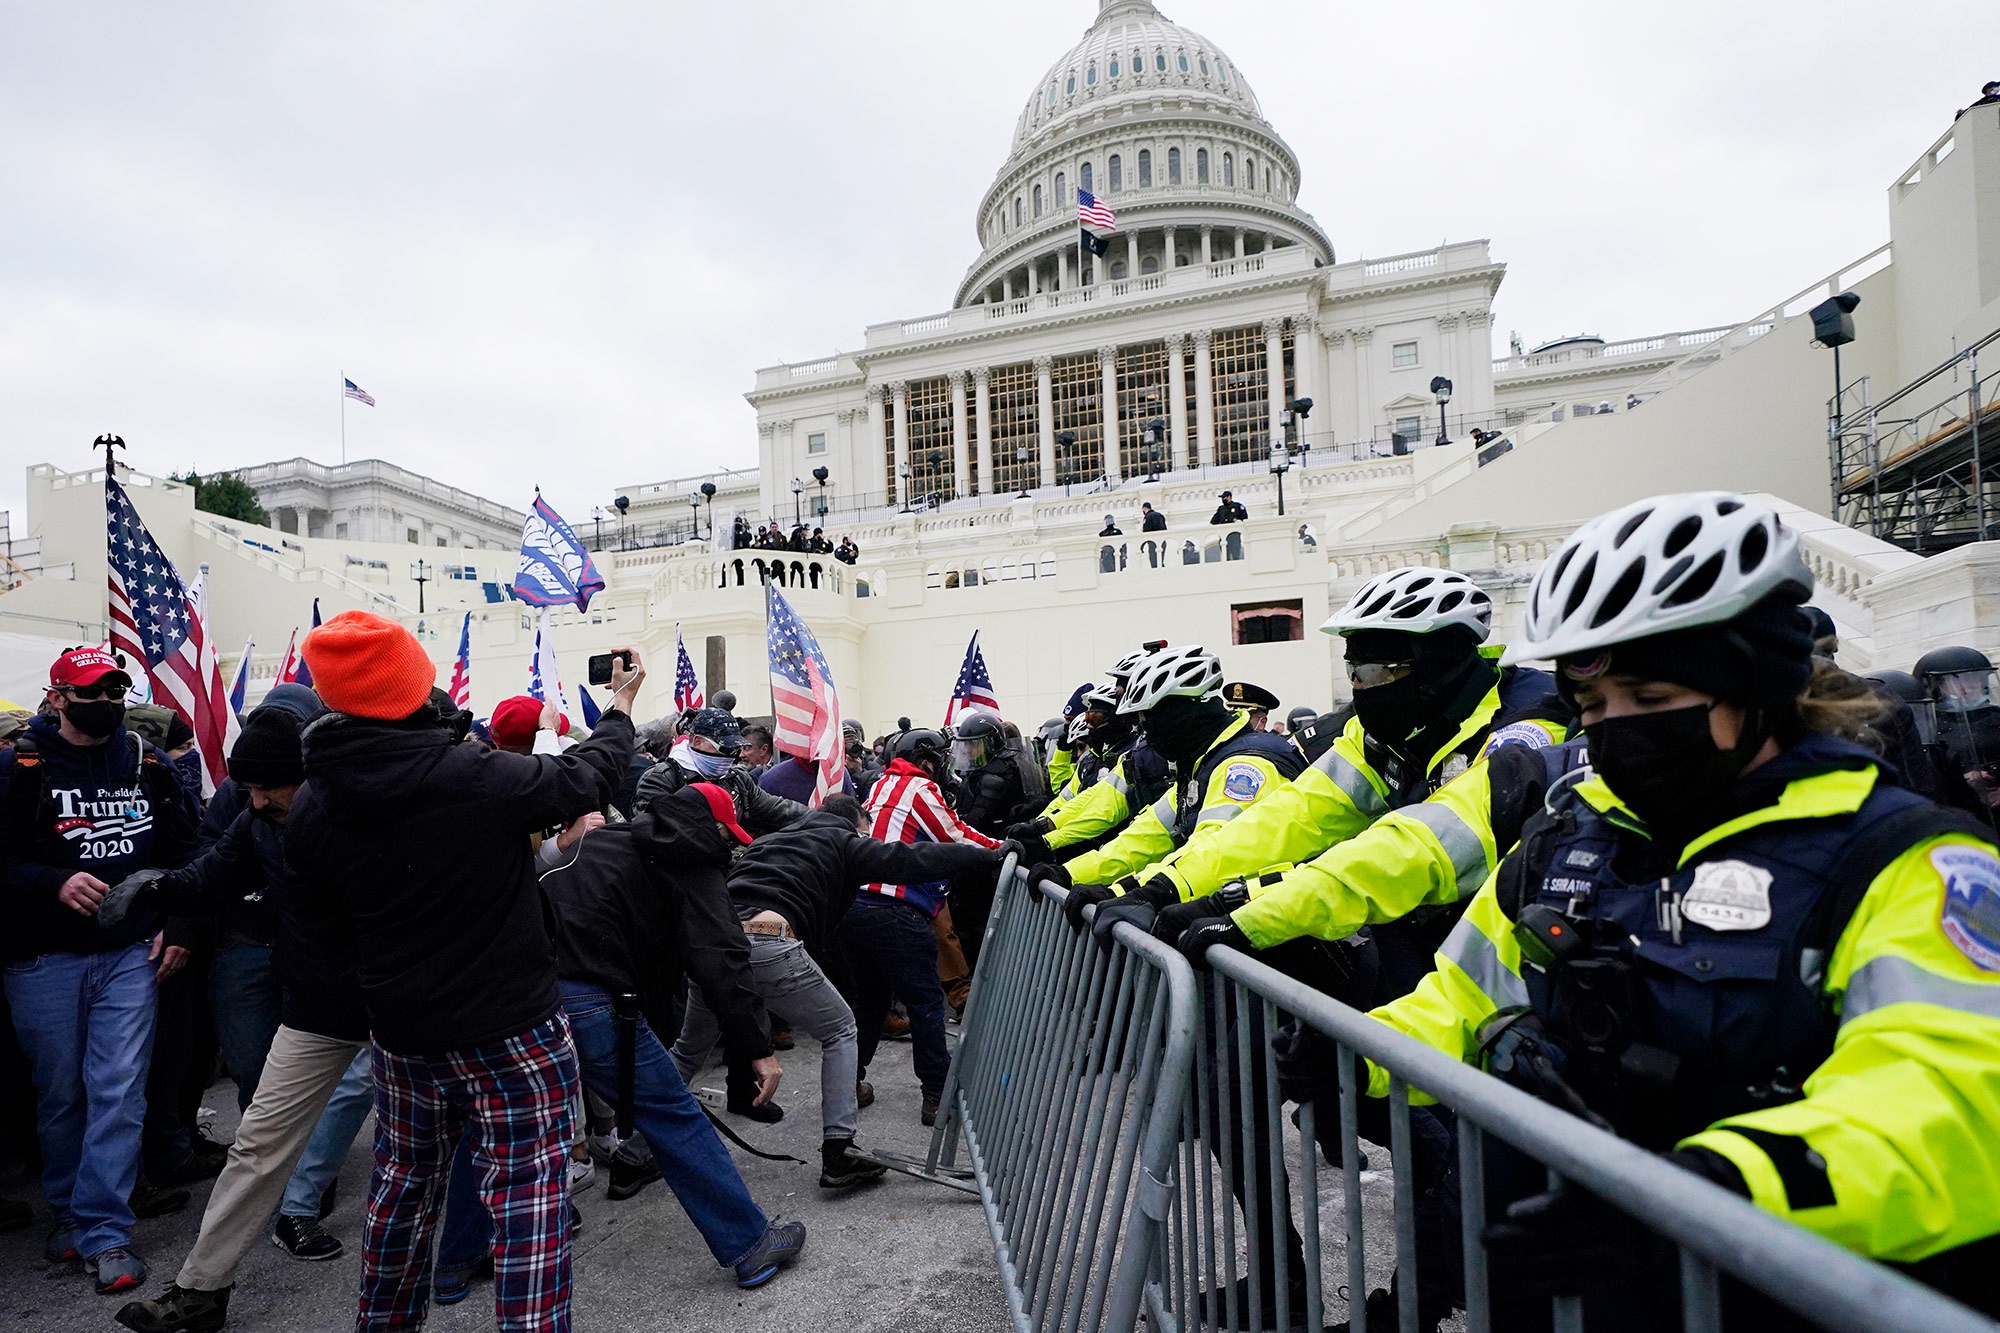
[115,1283,231,1333]
[819,1138,888,1190]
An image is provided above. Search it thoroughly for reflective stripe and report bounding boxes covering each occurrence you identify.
[1194,803,1245,826]
[1107,767,1131,796]
[1399,801,1490,898]
[1440,917,1530,1010]
[1841,954,2000,1024]
[1148,791,1177,826]
[1311,747,1388,819]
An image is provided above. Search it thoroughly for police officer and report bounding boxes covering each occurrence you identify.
[1009,647,1171,861]
[1916,646,2000,810]
[1309,492,2000,1324]
[1222,680,1281,732]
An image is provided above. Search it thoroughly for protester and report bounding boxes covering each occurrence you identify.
[759,748,856,803]
[0,647,202,1293]
[636,706,807,835]
[738,723,776,774]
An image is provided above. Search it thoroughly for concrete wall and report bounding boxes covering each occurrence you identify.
[1888,104,2000,376]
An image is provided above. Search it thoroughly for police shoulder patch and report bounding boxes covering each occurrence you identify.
[1933,843,2000,972]
[1220,762,1264,802]
[1483,721,1554,755]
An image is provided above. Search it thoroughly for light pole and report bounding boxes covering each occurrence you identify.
[592,505,603,549]
[614,494,630,551]
[1057,430,1078,496]
[1015,446,1031,498]
[1141,418,1166,481]
[812,466,829,518]
[700,481,717,538]
[792,477,804,527]
[1810,292,1865,515]
[1269,439,1292,517]
[1430,377,1454,446]
[1286,397,1313,463]
[410,559,430,613]
[897,462,912,513]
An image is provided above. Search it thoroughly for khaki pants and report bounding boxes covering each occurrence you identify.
[932,905,971,1013]
[179,1025,368,1291]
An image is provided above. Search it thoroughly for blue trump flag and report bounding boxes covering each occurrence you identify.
[512,493,605,612]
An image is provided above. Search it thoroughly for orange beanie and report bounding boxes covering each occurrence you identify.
[302,611,437,720]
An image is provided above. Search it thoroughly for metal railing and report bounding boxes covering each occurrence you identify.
[936,867,1999,1333]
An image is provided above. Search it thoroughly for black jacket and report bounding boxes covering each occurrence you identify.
[957,757,1027,839]
[544,798,771,1065]
[287,702,634,1056]
[728,808,1000,949]
[634,758,807,836]
[1209,500,1248,524]
[145,807,368,1041]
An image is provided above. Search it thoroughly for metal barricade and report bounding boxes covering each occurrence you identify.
[927,867,1199,1333]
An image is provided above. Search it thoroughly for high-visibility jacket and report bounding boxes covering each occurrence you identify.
[1045,741,1170,851]
[1043,745,1076,812]
[1066,714,1302,886]
[1151,655,1568,902]
[1231,739,1581,950]
[1365,736,2000,1264]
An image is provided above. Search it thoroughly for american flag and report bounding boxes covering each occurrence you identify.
[1077,188,1116,232]
[228,638,254,720]
[277,600,322,686]
[943,631,1001,727]
[343,377,375,407]
[105,476,237,795]
[447,611,472,709]
[766,584,844,807]
[527,607,576,723]
[673,624,704,713]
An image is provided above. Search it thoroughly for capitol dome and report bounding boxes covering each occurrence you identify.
[957,0,1332,308]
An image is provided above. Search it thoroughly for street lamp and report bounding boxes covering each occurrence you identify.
[812,466,829,517]
[791,477,804,527]
[410,559,430,613]
[699,480,717,538]
[897,461,912,513]
[592,505,603,548]
[1269,439,1292,517]
[614,494,630,551]
[1056,429,1078,496]
[1141,418,1166,481]
[1014,445,1031,498]
[1430,377,1453,446]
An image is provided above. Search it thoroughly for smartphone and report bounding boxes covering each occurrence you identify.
[587,651,631,686]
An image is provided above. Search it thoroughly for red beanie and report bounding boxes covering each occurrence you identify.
[301,611,437,720]
[489,695,568,751]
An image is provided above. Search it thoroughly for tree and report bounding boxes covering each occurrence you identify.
[173,471,269,526]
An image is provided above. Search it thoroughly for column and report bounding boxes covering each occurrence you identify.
[1263,319,1287,448]
[1293,315,1321,449]
[1164,225,1178,269]
[1193,329,1216,468]
[974,367,994,496]
[1002,272,1014,302]
[948,370,969,499]
[1200,225,1213,265]
[890,381,910,508]
[1352,327,1376,445]
[1035,356,1056,489]
[1234,228,1245,260]
[1165,333,1189,470]
[1060,247,1072,292]
[1125,232,1139,281]
[835,407,858,506]
[1099,345,1123,485]
[865,386,886,497]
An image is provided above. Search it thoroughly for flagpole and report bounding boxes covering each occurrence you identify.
[340,372,346,466]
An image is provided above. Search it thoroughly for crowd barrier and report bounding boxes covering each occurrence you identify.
[925,866,2000,1333]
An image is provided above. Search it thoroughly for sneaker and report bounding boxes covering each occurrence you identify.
[153,1149,225,1187]
[115,1282,231,1333]
[90,1246,149,1295]
[433,1255,492,1307]
[920,1096,939,1128]
[585,1131,625,1165]
[568,1155,596,1195]
[819,1138,888,1190]
[727,1097,784,1124]
[733,1218,806,1289]
[315,1178,339,1222]
[270,1214,343,1262]
[771,1025,794,1051]
[131,1183,190,1219]
[606,1155,661,1202]
[46,1222,80,1263]
[881,1013,911,1041]
[855,1079,875,1109]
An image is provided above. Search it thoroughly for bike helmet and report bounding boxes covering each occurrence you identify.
[1117,645,1224,714]
[1322,568,1493,641]
[1105,646,1158,688]
[1503,492,1812,668]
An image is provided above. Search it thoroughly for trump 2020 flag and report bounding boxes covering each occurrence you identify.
[766,585,844,807]
[943,631,1001,727]
[228,639,255,720]
[674,624,704,714]
[447,612,472,710]
[513,493,604,613]
[527,608,576,724]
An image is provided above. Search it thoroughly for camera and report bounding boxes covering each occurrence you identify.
[586,651,632,686]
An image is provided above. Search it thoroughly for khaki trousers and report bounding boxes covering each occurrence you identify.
[932,905,971,1013]
[179,1025,368,1291]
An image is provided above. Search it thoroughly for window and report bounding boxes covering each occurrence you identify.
[1245,155,1256,191]
[807,431,827,455]
[406,528,420,544]
[1033,183,1043,216]
[1199,56,1210,77]
[1108,154,1122,192]
[1047,83,1058,109]
[1086,63,1096,86]
[1219,62,1229,87]
[1081,161,1093,193]
[1108,57,1119,77]
[1014,196,1023,226]
[1233,599,1305,645]
[1111,261,1127,279]
[1131,49,1141,75]
[1178,51,1189,72]
[1196,148,1209,183]
[1222,152,1234,186]
[1155,51,1167,72]
[1394,415,1424,443]
[1138,149,1151,187]
[1141,256,1158,274]
[989,362,1040,494]
[1055,171,1066,206]
[1168,147,1181,183]
[1392,341,1419,368]
[334,522,348,539]
[1066,73,1076,94]
[1209,324,1275,465]
[436,535,447,546]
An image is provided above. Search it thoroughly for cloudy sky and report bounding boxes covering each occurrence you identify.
[2,1,1993,526]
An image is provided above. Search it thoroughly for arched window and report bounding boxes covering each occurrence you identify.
[1081,161,1093,194]
[1033,183,1044,217]
[1138,149,1152,187]
[1132,50,1142,75]
[1066,73,1076,94]
[1196,148,1209,183]
[1222,152,1235,186]
[1013,196,1023,227]
[1086,63,1097,86]
[1111,261,1127,279]
[1219,63,1229,87]
[1177,51,1190,72]
[1168,147,1182,184]
[1055,171,1067,205]
[1199,56,1210,76]
[1047,83,1058,109]
[1155,51,1167,72]
[1108,57,1119,77]
[1245,155,1256,191]
[1141,255,1159,275]
[1108,154,1122,192]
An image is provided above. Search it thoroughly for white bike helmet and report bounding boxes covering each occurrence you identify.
[1117,645,1224,714]
[1322,568,1493,641]
[1502,492,1812,668]
[1105,647,1156,686]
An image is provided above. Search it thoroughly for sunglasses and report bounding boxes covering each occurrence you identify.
[56,684,122,702]
[1345,661,1416,690]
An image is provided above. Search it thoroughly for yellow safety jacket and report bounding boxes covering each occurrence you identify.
[1043,745,1077,815]
[1365,750,2000,1264]
[1151,654,1568,902]
[1044,741,1169,851]
[1066,713,1302,886]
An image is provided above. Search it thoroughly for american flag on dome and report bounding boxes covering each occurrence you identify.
[1077,188,1116,232]
[766,584,844,807]
[943,631,1001,727]
[447,612,472,710]
[673,624,704,714]
[104,477,237,795]
[343,378,375,407]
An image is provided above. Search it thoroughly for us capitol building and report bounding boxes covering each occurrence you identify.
[4,0,1997,731]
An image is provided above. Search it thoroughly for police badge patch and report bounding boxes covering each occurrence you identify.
[1682,860,1775,932]
[1933,844,2000,972]
[1220,763,1264,802]
[1483,721,1554,755]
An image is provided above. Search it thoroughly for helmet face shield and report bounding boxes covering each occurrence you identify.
[951,735,991,772]
[1935,670,1997,712]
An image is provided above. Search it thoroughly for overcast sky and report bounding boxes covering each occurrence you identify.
[2,1,1993,527]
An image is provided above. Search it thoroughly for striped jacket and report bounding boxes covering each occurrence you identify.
[858,759,999,916]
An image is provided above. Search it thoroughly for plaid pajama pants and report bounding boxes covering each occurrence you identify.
[356,1014,579,1333]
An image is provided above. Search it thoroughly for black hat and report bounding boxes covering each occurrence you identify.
[683,706,742,754]
[228,707,306,787]
[1222,681,1280,711]
[1219,490,1233,498]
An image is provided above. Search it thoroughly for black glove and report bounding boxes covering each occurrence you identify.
[1270,1015,1344,1106]
[96,869,164,929]
[1149,880,1248,946]
[994,839,1028,868]
[1011,830,1053,864]
[1481,1181,1651,1302]
[1062,883,1118,932]
[1177,916,1251,969]
[1669,1146,1749,1197]
[1088,877,1178,948]
[1029,861,1072,894]
[1005,817,1054,842]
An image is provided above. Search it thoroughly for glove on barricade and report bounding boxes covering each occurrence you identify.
[1177,916,1251,968]
[1009,827,1053,865]
[1088,877,1174,950]
[1150,881,1248,945]
[993,840,1028,869]
[97,869,164,929]
[1481,1180,1659,1302]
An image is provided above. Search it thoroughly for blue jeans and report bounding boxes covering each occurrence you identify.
[843,898,951,1099]
[4,942,157,1258]
[435,1133,489,1277]
[209,943,282,1112]
[278,1047,372,1219]
[559,980,767,1266]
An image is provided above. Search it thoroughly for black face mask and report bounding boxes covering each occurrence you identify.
[64,700,126,739]
[1142,697,1231,767]
[1584,704,1756,839]
[1351,673,1428,748]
